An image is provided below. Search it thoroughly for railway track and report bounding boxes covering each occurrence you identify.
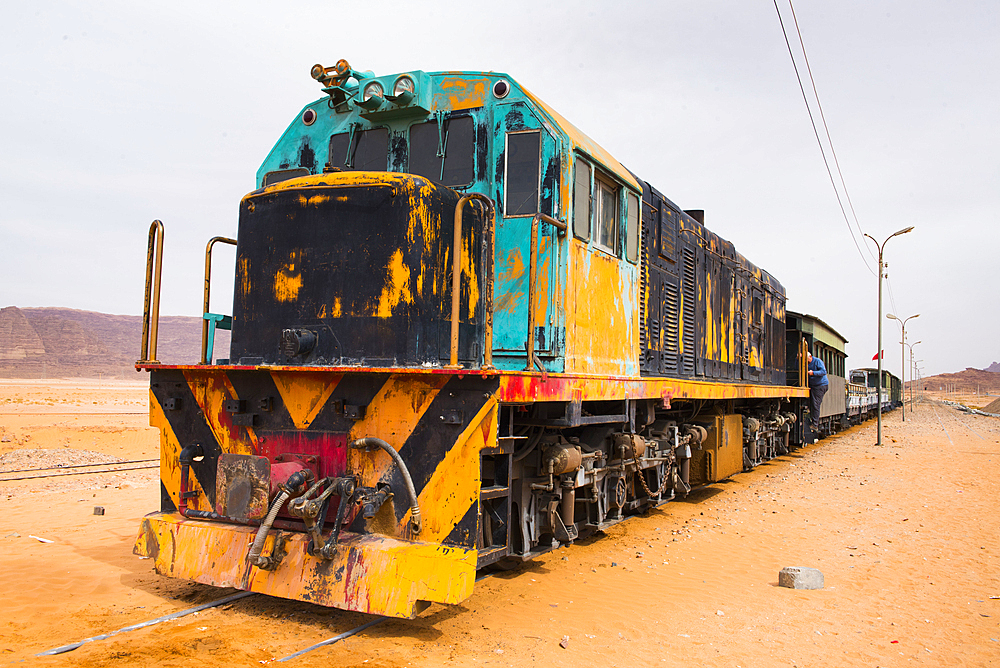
[35,574,493,661]
[0,459,159,482]
[0,411,149,416]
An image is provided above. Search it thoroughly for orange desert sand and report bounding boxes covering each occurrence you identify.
[1,379,998,667]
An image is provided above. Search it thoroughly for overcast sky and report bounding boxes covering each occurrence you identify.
[2,0,996,379]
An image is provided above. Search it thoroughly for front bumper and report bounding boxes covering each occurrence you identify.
[134,512,477,618]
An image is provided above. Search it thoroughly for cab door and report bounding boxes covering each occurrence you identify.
[491,102,564,370]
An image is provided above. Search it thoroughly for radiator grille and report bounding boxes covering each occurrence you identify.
[681,247,696,375]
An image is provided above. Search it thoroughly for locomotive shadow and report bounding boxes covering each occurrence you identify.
[673,485,727,504]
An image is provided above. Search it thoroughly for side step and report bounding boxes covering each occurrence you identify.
[476,436,518,568]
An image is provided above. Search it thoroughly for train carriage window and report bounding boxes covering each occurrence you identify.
[626,193,640,263]
[594,175,619,253]
[505,131,540,216]
[408,116,475,187]
[329,128,389,171]
[573,158,591,240]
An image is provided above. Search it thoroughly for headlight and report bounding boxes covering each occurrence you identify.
[363,81,384,101]
[492,79,510,99]
[393,76,415,96]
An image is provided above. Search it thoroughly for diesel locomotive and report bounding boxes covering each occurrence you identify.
[134,60,839,619]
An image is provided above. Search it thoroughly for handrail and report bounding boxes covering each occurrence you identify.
[138,220,165,366]
[448,194,495,369]
[800,338,809,388]
[201,236,238,364]
[526,213,567,372]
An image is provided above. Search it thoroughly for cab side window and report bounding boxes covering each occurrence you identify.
[594,175,619,253]
[573,158,591,240]
[626,193,640,263]
[573,153,639,263]
[505,131,540,216]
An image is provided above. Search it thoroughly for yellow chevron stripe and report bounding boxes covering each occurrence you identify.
[220,373,258,448]
[347,374,450,487]
[150,389,209,511]
[397,397,498,542]
[182,370,253,456]
[270,371,342,429]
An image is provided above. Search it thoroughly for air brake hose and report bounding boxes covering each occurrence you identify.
[248,469,312,568]
[350,437,422,534]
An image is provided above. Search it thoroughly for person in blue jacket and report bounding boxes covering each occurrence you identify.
[807,350,829,432]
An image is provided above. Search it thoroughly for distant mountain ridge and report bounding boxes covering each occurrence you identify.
[0,306,229,379]
[984,361,1000,373]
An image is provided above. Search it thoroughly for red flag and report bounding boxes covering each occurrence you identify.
[872,350,883,361]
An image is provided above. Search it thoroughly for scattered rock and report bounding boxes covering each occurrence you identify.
[93,506,105,515]
[779,566,824,590]
[559,635,570,649]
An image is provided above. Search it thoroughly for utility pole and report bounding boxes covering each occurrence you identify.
[864,226,914,446]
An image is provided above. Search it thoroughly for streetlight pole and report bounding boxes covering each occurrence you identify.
[864,226,914,446]
[887,313,920,421]
[905,341,921,410]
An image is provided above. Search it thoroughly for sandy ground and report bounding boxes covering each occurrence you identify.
[1,380,998,667]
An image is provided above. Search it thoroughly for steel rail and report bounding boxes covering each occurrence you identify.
[276,573,494,662]
[1,464,159,482]
[0,458,158,475]
[0,411,149,416]
[929,403,954,446]
[36,591,255,656]
[940,405,988,441]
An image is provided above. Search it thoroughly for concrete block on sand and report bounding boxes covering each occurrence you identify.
[779,566,824,590]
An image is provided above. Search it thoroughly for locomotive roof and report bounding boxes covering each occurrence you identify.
[787,311,849,348]
[295,63,641,193]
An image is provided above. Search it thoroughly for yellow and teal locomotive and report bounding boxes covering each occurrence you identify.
[134,60,809,618]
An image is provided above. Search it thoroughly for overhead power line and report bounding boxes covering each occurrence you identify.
[772,0,876,276]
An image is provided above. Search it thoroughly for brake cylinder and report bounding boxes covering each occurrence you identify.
[541,443,583,475]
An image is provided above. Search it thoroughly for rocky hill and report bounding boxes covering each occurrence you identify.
[912,367,1000,394]
[983,361,1000,373]
[0,306,230,379]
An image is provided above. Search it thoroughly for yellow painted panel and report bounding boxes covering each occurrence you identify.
[566,243,637,375]
[273,252,303,303]
[434,76,490,111]
[376,249,413,317]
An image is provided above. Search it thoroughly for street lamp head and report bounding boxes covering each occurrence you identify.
[887,314,898,321]
[911,313,920,319]
[891,226,915,238]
